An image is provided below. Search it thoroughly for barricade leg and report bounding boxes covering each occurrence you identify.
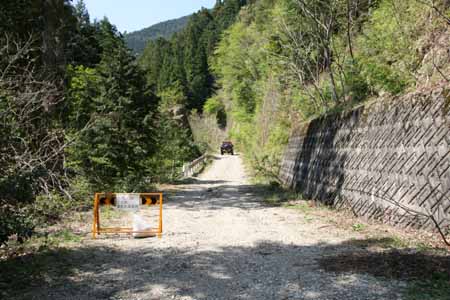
[158,193,163,238]
[92,194,99,239]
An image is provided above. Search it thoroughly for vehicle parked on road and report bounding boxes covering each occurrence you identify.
[220,141,234,155]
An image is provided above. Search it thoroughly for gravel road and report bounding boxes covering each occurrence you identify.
[17,154,406,300]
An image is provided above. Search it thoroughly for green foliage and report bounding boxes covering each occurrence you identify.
[213,21,265,114]
[210,7,294,181]
[32,194,73,226]
[204,96,227,128]
[359,62,409,95]
[0,0,84,243]
[356,0,425,94]
[64,18,159,193]
[352,223,367,232]
[148,115,200,182]
[139,0,248,111]
[342,61,370,103]
[207,0,438,182]
[203,96,225,115]
[158,82,187,112]
[0,3,189,246]
[66,176,93,207]
[65,65,100,127]
[0,204,34,246]
[0,0,102,70]
[139,38,172,88]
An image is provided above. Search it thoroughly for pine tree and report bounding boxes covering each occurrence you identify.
[66,18,157,191]
[139,0,248,112]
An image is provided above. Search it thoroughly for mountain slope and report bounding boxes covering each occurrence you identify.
[125,15,190,55]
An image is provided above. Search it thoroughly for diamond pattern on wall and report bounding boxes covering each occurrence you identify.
[280,88,450,230]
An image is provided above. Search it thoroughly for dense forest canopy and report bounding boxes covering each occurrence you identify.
[139,0,248,111]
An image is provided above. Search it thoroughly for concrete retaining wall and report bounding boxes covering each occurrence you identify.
[280,87,450,230]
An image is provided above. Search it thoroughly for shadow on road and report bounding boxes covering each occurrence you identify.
[1,238,449,299]
[171,178,230,185]
[165,184,272,211]
[2,160,449,300]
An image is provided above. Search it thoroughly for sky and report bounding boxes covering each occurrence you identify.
[81,0,217,33]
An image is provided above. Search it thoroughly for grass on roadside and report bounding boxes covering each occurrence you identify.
[258,183,303,206]
[1,227,84,260]
[352,223,367,232]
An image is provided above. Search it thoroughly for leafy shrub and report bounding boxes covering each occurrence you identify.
[343,61,370,103]
[32,194,74,226]
[0,204,34,246]
[67,176,93,208]
[204,96,227,128]
[0,174,35,206]
[356,0,424,94]
[204,96,225,115]
[360,61,409,95]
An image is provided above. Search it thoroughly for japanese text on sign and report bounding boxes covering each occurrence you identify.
[116,193,140,211]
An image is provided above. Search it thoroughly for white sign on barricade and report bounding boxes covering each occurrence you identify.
[116,193,140,211]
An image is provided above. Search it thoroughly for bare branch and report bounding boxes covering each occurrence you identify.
[0,34,96,199]
[415,0,450,25]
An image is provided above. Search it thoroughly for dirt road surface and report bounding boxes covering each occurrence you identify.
[14,154,406,300]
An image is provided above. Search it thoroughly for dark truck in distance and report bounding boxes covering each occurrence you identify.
[220,141,234,155]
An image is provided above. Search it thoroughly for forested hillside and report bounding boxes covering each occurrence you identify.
[139,0,247,112]
[202,0,450,180]
[124,15,190,55]
[137,0,450,180]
